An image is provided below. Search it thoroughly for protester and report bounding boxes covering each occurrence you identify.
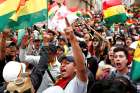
[19,32,61,93]
[110,47,130,79]
[0,1,140,93]
[43,27,88,93]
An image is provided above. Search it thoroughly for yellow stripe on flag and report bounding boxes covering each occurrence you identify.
[103,5,126,19]
[10,0,47,21]
[0,0,20,16]
[134,41,140,61]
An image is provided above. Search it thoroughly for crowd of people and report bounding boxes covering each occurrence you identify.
[0,3,140,93]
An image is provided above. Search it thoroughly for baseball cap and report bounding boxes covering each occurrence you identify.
[59,56,74,63]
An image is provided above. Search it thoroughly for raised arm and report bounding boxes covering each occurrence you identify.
[19,32,40,65]
[64,27,88,82]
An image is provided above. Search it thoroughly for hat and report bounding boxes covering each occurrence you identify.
[59,56,74,63]
[3,61,22,82]
[43,86,64,93]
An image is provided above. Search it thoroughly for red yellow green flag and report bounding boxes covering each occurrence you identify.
[0,0,20,31]
[8,0,48,30]
[130,40,140,81]
[103,0,127,26]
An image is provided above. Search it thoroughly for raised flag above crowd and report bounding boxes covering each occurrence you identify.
[0,0,20,31]
[103,0,127,26]
[0,0,47,31]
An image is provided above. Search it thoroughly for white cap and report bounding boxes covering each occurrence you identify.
[3,61,22,82]
[43,86,64,93]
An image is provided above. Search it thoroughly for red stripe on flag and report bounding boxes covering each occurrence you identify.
[103,0,122,10]
[0,0,6,4]
[16,0,28,12]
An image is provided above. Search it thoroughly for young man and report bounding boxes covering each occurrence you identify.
[43,27,88,93]
[110,47,130,79]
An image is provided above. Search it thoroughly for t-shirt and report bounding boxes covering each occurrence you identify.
[43,76,87,93]
[64,76,87,93]
[110,70,130,80]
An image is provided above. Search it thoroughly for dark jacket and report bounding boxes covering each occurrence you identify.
[30,46,49,92]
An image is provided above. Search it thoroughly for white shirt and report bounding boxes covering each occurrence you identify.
[43,76,87,93]
[64,76,87,93]
[19,48,61,93]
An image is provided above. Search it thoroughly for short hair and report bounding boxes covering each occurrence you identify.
[88,79,136,93]
[47,30,55,36]
[113,47,128,58]
[113,77,137,93]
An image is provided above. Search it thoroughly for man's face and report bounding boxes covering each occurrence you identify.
[60,59,75,78]
[114,51,128,71]
[6,46,17,60]
[58,39,65,46]
[34,40,40,49]
[114,24,119,31]
[48,33,54,41]
[57,48,64,56]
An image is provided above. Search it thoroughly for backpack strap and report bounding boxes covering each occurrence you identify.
[46,67,56,84]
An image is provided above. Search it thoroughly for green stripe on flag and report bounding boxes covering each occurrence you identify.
[104,13,127,27]
[130,60,140,81]
[0,11,14,31]
[8,9,47,30]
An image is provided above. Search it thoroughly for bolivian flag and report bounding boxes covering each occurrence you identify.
[130,40,140,81]
[0,0,20,31]
[103,0,127,26]
[9,0,47,30]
